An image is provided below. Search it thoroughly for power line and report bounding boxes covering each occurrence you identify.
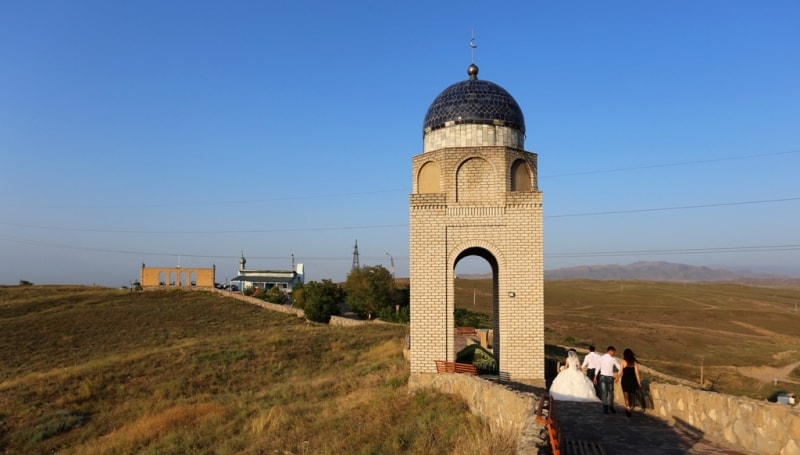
[541,150,800,179]
[2,234,797,262]
[2,195,798,234]
[0,222,407,234]
[2,150,798,210]
[547,196,800,218]
[10,189,409,210]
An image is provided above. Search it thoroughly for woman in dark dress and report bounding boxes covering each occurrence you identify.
[620,348,641,417]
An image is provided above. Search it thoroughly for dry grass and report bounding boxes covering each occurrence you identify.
[4,279,796,453]
[455,278,800,398]
[0,286,511,455]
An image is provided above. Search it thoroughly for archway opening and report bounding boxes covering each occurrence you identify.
[453,248,499,373]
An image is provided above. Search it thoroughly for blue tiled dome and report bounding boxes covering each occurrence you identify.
[423,64,525,134]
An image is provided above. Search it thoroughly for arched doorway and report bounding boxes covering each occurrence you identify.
[454,249,498,373]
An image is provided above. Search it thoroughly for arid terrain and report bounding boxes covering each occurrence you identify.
[0,286,513,455]
[455,278,800,399]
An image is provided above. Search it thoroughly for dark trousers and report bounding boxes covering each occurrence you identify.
[599,375,615,410]
[586,369,599,397]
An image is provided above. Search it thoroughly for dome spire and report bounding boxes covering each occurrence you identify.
[470,30,477,63]
[468,30,479,80]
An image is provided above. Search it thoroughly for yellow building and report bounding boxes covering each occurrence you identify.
[139,263,216,288]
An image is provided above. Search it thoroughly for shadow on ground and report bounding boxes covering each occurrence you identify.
[553,400,745,454]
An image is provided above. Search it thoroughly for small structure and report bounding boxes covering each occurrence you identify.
[229,253,304,295]
[140,263,216,288]
[777,392,796,405]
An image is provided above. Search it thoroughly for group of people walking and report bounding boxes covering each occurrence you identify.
[549,345,642,417]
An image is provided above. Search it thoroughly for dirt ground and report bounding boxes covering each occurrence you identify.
[738,358,800,385]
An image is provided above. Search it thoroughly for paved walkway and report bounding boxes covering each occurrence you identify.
[512,390,750,454]
[551,400,748,454]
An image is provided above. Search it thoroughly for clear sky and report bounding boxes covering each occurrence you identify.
[2,1,799,286]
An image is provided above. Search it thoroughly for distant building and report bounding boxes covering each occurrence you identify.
[229,253,304,294]
[140,263,216,288]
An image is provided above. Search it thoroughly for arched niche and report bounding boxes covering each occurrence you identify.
[510,159,532,192]
[417,161,441,193]
[456,157,494,203]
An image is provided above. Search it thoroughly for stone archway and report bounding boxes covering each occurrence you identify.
[453,247,499,364]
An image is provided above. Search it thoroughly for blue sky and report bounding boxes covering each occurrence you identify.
[1,1,799,286]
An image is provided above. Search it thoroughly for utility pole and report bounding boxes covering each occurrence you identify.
[700,358,704,387]
[386,252,395,278]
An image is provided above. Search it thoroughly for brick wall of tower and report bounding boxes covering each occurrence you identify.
[409,141,545,382]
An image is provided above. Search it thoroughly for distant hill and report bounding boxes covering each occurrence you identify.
[544,261,779,282]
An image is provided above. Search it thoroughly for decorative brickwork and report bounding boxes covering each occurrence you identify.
[410,82,545,383]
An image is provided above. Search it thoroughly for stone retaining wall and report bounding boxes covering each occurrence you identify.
[329,315,370,326]
[408,372,545,452]
[642,382,800,455]
[207,289,305,317]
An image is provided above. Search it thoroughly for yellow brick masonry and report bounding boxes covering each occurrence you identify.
[410,127,545,383]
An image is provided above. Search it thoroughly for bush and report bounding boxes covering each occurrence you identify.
[454,308,489,328]
[302,280,344,323]
[378,304,409,324]
[264,285,286,304]
[23,410,87,443]
[344,266,393,319]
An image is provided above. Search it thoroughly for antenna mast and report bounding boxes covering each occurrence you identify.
[352,240,360,270]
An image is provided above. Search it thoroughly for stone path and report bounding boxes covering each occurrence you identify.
[516,398,749,454]
[555,401,747,454]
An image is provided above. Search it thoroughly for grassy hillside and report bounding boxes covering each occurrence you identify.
[455,278,800,398]
[3,280,797,453]
[0,286,513,455]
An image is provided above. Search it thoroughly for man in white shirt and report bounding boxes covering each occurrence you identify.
[581,345,602,398]
[594,346,621,414]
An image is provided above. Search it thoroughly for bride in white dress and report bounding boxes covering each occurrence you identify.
[549,349,601,402]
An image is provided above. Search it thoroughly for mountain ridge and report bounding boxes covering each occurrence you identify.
[544,261,790,282]
[458,261,798,282]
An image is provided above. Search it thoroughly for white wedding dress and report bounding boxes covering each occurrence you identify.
[549,351,600,402]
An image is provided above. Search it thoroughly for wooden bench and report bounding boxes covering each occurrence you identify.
[535,393,605,455]
[455,326,478,336]
[434,360,478,375]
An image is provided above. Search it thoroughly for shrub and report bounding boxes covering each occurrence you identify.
[302,280,344,323]
[264,285,286,304]
[23,410,87,443]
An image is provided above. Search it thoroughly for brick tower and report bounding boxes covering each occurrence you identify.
[409,62,544,383]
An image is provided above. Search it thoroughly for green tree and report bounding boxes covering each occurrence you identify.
[378,286,410,323]
[344,265,394,319]
[302,280,344,323]
[265,285,285,304]
[290,281,305,309]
